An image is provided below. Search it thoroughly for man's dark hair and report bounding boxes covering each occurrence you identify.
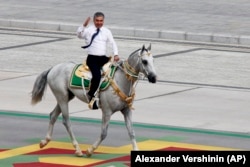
[94,12,105,19]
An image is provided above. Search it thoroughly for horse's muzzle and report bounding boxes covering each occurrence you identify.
[147,72,157,83]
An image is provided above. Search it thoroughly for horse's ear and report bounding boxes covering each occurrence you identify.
[141,45,145,51]
[147,43,151,51]
[140,45,145,54]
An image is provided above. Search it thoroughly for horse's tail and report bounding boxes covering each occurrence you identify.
[31,68,51,105]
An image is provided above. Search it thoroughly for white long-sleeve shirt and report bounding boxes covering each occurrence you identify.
[77,25,118,56]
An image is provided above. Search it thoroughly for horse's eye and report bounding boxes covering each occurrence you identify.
[142,60,148,65]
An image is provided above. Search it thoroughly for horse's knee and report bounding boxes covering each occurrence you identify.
[129,133,135,138]
[62,117,65,124]
[101,134,107,140]
[49,114,57,124]
[49,107,60,124]
[101,131,107,140]
[62,119,68,127]
[128,130,136,139]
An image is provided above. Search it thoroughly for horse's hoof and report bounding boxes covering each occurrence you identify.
[85,148,92,158]
[75,150,83,157]
[39,140,47,148]
[39,138,50,148]
[133,147,139,151]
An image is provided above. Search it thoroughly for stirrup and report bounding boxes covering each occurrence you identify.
[88,97,99,110]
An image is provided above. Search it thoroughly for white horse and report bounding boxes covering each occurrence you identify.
[31,44,157,157]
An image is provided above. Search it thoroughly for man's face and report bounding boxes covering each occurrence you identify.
[94,16,104,29]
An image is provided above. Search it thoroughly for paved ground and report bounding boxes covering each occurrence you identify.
[1,111,250,149]
[1,0,250,45]
[0,111,250,166]
[0,0,249,35]
[0,28,250,133]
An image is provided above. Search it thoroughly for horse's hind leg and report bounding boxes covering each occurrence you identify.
[86,112,112,157]
[122,108,138,150]
[60,102,83,157]
[40,104,61,148]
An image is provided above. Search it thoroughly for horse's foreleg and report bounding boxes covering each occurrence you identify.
[40,104,61,148]
[86,113,111,157]
[61,103,83,157]
[122,108,138,150]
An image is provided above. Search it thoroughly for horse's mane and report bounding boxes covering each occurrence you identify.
[129,48,140,57]
[129,47,149,58]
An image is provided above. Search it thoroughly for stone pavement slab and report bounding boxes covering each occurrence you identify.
[1,0,250,45]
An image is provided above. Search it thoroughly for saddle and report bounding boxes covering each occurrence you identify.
[75,61,111,80]
[70,61,116,90]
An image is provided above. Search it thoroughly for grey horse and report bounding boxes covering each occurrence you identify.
[31,44,157,157]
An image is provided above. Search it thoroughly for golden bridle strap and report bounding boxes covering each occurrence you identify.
[110,78,135,109]
[123,60,139,82]
[108,57,141,109]
[124,60,138,75]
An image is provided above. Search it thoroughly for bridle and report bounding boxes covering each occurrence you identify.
[109,48,152,109]
[122,49,151,82]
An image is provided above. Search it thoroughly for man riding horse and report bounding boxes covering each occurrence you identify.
[76,12,120,110]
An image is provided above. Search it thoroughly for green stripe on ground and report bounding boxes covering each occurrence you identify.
[1,110,250,139]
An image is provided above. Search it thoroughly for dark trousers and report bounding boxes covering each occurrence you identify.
[86,55,110,97]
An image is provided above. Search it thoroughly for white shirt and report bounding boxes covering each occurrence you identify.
[77,25,118,56]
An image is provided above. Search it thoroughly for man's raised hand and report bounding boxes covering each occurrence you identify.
[83,17,91,27]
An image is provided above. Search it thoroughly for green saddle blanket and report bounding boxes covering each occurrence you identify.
[69,64,117,90]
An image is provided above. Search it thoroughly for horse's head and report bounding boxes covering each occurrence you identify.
[126,44,157,83]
